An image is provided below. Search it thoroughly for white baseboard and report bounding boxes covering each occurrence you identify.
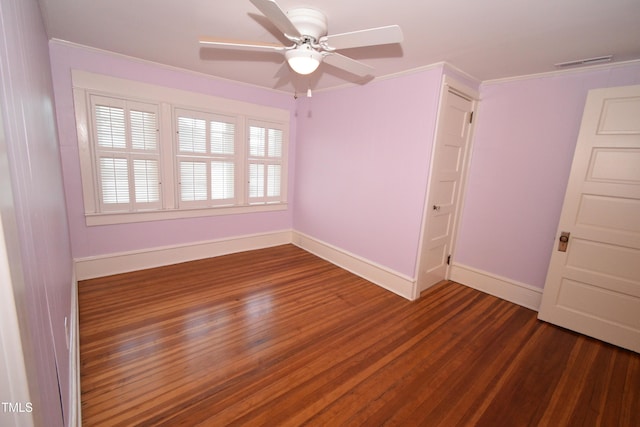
[292,231,417,300]
[449,263,543,311]
[73,230,543,310]
[74,230,293,280]
[73,229,416,301]
[69,273,81,427]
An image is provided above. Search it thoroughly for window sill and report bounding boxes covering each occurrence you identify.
[85,203,288,226]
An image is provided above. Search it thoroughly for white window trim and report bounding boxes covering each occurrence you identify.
[72,70,290,226]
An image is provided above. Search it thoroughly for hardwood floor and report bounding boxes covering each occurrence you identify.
[79,244,639,426]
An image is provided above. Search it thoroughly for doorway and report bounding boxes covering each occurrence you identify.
[416,76,477,295]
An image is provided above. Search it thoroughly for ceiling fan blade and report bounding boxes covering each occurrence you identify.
[321,25,403,50]
[249,0,301,38]
[323,52,374,77]
[199,37,287,52]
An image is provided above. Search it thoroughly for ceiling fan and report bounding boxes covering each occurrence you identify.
[199,0,403,77]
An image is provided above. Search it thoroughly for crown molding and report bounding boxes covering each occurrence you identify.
[49,38,294,97]
[49,39,640,94]
[481,59,640,86]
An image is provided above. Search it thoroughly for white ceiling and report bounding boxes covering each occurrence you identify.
[37,0,640,93]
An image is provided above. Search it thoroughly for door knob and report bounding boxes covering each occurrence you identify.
[558,231,570,252]
[433,205,441,211]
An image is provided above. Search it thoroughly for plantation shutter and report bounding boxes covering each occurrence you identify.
[91,96,161,212]
[99,156,129,204]
[133,159,160,203]
[95,104,129,205]
[176,109,236,207]
[95,105,126,149]
[248,122,284,204]
[210,120,235,200]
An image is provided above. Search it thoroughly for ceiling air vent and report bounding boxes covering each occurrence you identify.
[554,55,613,68]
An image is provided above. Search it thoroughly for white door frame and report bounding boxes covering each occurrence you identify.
[413,75,479,298]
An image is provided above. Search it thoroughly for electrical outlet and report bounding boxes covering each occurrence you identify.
[65,316,69,350]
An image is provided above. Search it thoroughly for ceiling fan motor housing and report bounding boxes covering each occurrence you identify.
[286,8,328,41]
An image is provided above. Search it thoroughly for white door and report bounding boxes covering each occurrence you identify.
[538,84,640,353]
[416,79,475,294]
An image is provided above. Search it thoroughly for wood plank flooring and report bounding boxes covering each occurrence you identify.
[79,244,640,426]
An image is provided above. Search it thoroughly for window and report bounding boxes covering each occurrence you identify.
[91,96,161,212]
[73,71,289,225]
[176,110,237,207]
[248,122,284,204]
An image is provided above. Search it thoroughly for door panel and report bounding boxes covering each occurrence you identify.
[431,179,456,205]
[556,279,640,329]
[577,195,640,233]
[439,145,462,171]
[589,149,640,181]
[566,239,640,285]
[538,84,640,353]
[417,84,474,294]
[598,97,640,133]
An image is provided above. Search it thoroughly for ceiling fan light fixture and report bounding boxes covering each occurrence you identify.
[286,45,322,75]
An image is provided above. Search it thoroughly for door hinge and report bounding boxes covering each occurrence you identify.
[469,111,474,124]
[447,255,451,265]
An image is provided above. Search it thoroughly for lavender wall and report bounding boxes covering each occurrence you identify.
[47,33,640,338]
[455,63,640,289]
[293,67,444,277]
[49,41,297,259]
[0,0,73,424]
